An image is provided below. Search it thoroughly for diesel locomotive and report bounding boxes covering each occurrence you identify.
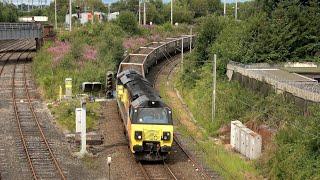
[116,35,195,161]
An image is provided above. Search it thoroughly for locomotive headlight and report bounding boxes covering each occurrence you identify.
[135,131,143,140]
[162,132,171,141]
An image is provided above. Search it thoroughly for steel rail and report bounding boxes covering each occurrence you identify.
[137,162,151,180]
[0,40,32,75]
[0,39,30,53]
[8,42,65,179]
[22,60,66,180]
[162,161,178,180]
[11,53,38,179]
[152,53,214,180]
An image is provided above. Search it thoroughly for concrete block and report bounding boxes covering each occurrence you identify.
[240,128,247,155]
[235,122,245,152]
[230,120,242,148]
[248,132,262,159]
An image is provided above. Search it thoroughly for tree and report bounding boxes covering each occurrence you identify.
[116,11,139,35]
[0,3,18,22]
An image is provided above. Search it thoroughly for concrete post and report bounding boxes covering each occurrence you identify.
[143,1,146,25]
[80,99,87,154]
[138,0,141,25]
[75,108,82,133]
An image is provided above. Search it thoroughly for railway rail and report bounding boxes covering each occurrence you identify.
[151,53,218,179]
[12,61,66,179]
[0,39,66,179]
[137,160,178,180]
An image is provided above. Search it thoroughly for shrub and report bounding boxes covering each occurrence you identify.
[116,11,139,35]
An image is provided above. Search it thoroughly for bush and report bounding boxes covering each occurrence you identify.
[195,15,226,64]
[116,11,139,35]
[0,3,18,22]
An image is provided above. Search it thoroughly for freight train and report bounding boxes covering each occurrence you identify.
[116,35,195,161]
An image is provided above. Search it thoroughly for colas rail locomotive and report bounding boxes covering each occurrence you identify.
[116,35,195,161]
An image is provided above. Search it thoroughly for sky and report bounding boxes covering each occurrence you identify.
[102,0,249,4]
[6,0,249,5]
[9,0,250,6]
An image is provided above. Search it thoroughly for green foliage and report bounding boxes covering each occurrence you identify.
[195,15,226,63]
[260,104,320,179]
[33,23,124,100]
[116,11,139,35]
[111,0,222,25]
[0,3,18,22]
[50,100,101,132]
[98,23,125,69]
[178,1,320,178]
[178,58,320,177]
[250,0,320,62]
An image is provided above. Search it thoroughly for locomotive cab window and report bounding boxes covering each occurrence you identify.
[134,108,172,124]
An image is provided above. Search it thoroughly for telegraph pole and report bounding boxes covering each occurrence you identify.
[170,0,173,25]
[235,0,238,20]
[212,54,217,122]
[138,0,141,25]
[224,0,226,17]
[190,28,192,53]
[143,0,146,25]
[181,37,184,73]
[69,0,72,31]
[54,0,57,29]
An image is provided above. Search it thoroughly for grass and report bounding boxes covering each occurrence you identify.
[49,100,101,132]
[157,64,260,179]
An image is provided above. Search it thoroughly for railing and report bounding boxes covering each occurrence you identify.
[0,23,41,30]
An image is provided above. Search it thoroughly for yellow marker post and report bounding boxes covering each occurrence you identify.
[65,78,72,99]
[59,85,62,101]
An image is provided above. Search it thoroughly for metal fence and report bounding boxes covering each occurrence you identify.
[0,23,42,40]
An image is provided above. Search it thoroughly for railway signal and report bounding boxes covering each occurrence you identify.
[106,71,114,98]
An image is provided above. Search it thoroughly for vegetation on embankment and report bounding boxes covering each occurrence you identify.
[177,0,320,179]
[49,100,101,132]
[32,15,190,131]
[158,68,260,179]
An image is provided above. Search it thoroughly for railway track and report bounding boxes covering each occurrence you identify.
[11,58,66,179]
[150,54,218,179]
[0,40,66,179]
[137,160,178,180]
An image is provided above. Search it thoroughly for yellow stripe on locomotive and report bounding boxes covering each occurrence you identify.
[130,124,173,152]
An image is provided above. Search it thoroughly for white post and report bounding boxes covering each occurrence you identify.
[212,54,217,122]
[54,0,57,29]
[235,0,238,20]
[69,0,72,31]
[143,1,146,25]
[181,37,184,73]
[138,0,141,25]
[170,0,173,25]
[75,108,82,133]
[224,0,226,17]
[80,100,87,154]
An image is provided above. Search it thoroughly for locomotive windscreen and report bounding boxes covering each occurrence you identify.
[132,108,172,124]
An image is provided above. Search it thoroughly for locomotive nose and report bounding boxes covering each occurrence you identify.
[143,129,161,141]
